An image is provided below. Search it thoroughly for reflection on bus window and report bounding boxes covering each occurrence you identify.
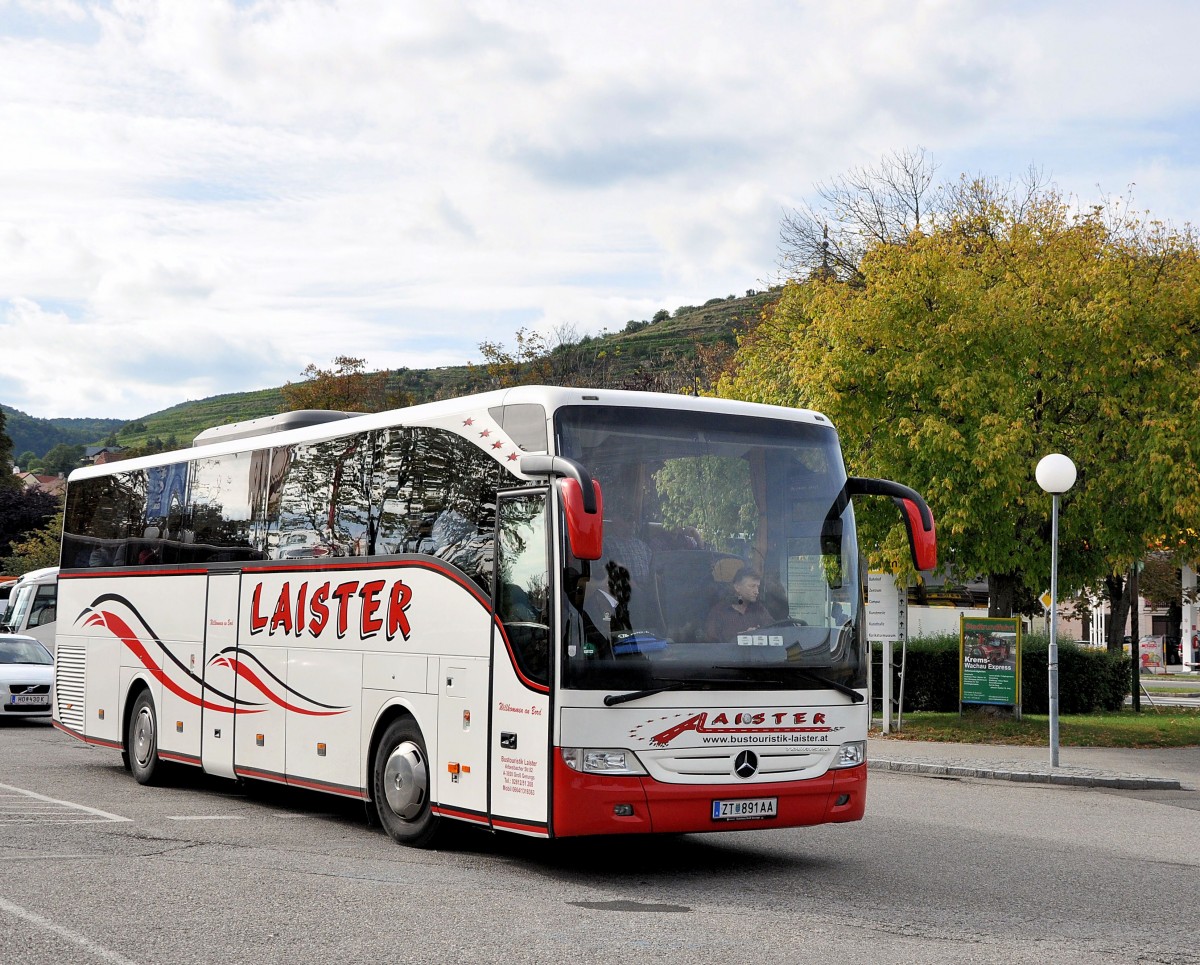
[496,493,550,687]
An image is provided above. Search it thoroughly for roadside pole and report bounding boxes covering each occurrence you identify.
[1131,561,1141,713]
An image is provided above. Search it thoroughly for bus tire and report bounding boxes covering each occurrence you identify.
[372,718,441,848]
[127,690,163,786]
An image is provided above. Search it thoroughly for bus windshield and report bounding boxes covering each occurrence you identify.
[556,405,864,693]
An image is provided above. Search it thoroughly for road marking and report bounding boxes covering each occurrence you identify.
[0,854,95,862]
[0,896,139,965]
[0,781,131,823]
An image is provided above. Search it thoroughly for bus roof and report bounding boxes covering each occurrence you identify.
[66,386,834,483]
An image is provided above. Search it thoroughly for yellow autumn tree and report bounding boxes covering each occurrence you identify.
[723,175,1200,637]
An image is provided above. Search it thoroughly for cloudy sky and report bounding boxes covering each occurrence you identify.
[2,0,1198,419]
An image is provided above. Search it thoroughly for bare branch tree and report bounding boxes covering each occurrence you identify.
[779,147,942,282]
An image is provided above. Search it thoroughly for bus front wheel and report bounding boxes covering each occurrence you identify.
[127,690,162,785]
[372,718,441,848]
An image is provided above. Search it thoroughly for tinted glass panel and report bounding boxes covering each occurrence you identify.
[496,492,550,687]
[374,427,502,589]
[186,452,262,563]
[268,433,375,559]
[62,470,149,567]
[556,405,864,692]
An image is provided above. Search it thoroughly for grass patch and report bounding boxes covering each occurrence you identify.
[873,708,1200,748]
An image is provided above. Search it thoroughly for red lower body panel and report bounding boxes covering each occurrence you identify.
[552,756,866,837]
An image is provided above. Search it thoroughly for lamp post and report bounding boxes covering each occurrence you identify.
[1036,453,1077,768]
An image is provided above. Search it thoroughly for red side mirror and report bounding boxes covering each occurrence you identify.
[897,497,937,571]
[562,478,603,561]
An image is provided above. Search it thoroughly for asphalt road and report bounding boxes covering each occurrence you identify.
[2,719,1198,965]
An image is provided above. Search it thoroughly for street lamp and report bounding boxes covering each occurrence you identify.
[1036,453,1077,768]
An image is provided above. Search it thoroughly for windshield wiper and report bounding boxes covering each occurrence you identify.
[603,681,688,706]
[716,666,864,703]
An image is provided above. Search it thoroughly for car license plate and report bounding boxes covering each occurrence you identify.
[711,797,778,821]
[9,695,48,706]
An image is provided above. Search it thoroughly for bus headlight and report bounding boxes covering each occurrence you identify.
[560,747,648,776]
[831,741,865,769]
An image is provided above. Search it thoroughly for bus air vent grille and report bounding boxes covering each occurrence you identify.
[54,646,86,731]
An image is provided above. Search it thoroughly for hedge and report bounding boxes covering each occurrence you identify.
[872,634,1130,714]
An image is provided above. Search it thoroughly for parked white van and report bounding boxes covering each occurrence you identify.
[0,566,58,653]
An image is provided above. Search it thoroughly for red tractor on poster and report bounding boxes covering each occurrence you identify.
[968,632,1013,665]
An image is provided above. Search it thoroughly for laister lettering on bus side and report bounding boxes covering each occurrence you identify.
[248,577,413,642]
[310,583,330,634]
[360,580,385,637]
[270,581,293,634]
[330,581,359,637]
[294,582,308,638]
[250,583,268,634]
[387,580,412,640]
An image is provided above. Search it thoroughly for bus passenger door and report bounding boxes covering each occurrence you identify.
[201,570,241,779]
[489,491,553,833]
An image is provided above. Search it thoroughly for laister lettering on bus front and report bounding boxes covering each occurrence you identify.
[629,709,839,748]
[250,578,412,641]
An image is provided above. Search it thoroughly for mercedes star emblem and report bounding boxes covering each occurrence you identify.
[734,750,758,779]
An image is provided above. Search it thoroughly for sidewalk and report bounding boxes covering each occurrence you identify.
[867,737,1200,791]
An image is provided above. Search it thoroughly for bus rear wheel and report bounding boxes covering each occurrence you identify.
[372,718,441,848]
[127,690,163,785]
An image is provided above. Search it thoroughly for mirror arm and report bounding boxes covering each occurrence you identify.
[845,476,934,532]
[519,455,598,514]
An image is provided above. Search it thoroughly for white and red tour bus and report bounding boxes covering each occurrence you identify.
[53,386,935,846]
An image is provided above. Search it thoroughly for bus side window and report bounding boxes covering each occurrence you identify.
[496,493,550,687]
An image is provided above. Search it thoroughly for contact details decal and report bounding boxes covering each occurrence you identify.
[630,710,845,748]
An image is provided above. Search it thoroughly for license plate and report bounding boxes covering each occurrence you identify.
[9,695,48,706]
[712,797,778,821]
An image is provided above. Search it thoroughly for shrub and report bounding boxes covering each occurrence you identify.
[872,634,1130,714]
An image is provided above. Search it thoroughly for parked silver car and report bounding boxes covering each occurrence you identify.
[0,634,54,719]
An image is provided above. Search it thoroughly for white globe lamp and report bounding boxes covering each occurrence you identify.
[1036,453,1076,768]
[1036,453,1077,495]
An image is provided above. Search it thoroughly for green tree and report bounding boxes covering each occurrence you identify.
[0,487,59,559]
[2,509,62,575]
[16,450,38,471]
[40,443,85,476]
[723,173,1200,633]
[0,408,16,491]
[281,356,408,413]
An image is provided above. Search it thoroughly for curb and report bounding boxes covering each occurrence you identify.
[868,758,1183,791]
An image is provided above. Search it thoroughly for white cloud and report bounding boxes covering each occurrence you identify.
[1,0,1199,418]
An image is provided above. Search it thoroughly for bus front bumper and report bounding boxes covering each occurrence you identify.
[551,756,866,837]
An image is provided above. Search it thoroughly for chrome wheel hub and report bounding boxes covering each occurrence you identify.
[382,740,428,820]
[132,707,155,767]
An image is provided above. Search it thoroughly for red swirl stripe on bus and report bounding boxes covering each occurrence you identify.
[81,608,262,715]
[209,650,348,717]
[77,594,349,717]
